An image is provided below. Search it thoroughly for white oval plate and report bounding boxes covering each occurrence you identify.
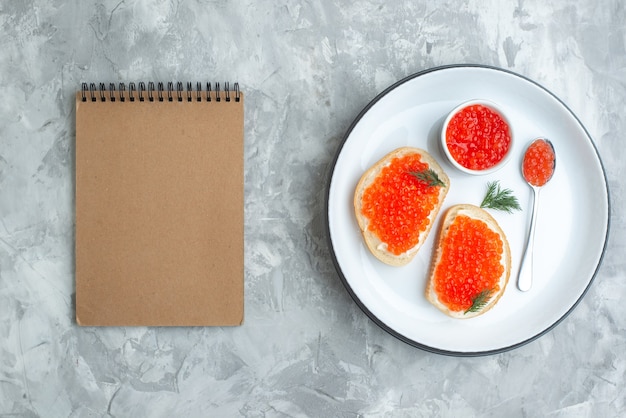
[326,65,610,356]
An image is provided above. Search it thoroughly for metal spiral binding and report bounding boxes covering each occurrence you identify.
[99,83,106,101]
[129,82,136,102]
[80,82,240,102]
[119,83,126,102]
[148,82,155,102]
[157,82,164,102]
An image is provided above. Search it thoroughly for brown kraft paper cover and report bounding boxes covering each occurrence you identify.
[75,86,244,326]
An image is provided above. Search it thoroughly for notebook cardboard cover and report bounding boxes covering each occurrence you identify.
[75,88,244,326]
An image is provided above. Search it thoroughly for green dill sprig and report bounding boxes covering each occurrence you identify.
[465,288,494,314]
[480,181,521,213]
[408,169,446,188]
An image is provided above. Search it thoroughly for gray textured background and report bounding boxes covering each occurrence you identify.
[1,1,624,416]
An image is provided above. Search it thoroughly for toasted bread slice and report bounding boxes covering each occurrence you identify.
[354,147,449,266]
[426,204,511,319]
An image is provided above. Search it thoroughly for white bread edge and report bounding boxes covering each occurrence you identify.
[353,147,450,267]
[425,204,511,319]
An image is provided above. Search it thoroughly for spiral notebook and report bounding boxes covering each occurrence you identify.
[75,82,244,326]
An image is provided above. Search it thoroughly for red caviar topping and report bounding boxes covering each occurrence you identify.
[446,104,511,170]
[433,215,504,312]
[522,139,555,187]
[361,154,442,255]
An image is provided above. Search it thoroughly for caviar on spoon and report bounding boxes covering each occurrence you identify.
[517,138,556,292]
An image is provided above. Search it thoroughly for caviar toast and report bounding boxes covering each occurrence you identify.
[354,147,449,266]
[426,204,511,318]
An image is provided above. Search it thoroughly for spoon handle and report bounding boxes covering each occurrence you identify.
[518,188,540,292]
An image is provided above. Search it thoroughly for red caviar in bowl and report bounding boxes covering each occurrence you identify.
[433,215,504,312]
[445,104,511,171]
[522,139,555,187]
[361,154,443,255]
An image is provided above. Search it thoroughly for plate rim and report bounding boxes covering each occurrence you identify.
[324,63,611,357]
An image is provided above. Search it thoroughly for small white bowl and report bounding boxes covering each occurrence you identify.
[440,99,514,176]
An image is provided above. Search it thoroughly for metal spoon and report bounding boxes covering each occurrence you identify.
[517,138,556,292]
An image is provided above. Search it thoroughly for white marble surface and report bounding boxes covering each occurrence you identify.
[1,1,624,416]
